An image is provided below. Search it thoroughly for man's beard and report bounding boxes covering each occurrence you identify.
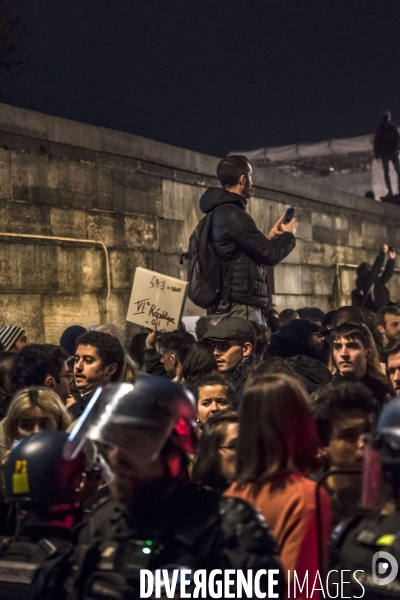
[243,181,252,198]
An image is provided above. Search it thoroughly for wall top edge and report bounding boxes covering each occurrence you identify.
[0,102,397,220]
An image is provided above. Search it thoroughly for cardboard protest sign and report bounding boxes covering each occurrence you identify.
[126,268,188,332]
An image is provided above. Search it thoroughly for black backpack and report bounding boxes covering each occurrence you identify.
[181,206,235,309]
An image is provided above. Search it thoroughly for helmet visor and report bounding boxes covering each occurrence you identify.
[64,383,178,463]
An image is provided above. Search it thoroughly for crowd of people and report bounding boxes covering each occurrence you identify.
[0,299,399,598]
[1,153,400,599]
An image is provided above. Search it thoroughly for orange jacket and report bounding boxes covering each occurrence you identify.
[226,474,331,600]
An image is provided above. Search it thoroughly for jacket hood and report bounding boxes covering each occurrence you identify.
[286,355,332,394]
[269,318,323,358]
[199,187,247,214]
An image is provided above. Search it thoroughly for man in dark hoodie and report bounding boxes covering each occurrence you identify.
[269,318,332,394]
[351,243,396,312]
[374,111,400,197]
[199,155,296,323]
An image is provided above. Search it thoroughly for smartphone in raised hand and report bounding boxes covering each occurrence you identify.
[283,208,295,225]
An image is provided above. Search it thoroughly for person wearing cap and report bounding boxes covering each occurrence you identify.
[269,318,332,394]
[60,325,86,357]
[0,326,30,352]
[68,378,285,599]
[203,317,256,399]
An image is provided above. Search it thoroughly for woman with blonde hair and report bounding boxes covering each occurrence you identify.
[226,373,331,599]
[3,387,72,451]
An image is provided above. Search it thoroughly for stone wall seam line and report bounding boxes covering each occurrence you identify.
[0,231,111,319]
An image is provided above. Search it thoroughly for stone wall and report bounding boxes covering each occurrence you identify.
[0,103,399,343]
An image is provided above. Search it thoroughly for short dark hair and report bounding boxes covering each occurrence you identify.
[279,309,299,327]
[217,155,250,188]
[333,306,365,327]
[249,320,271,360]
[376,306,400,328]
[192,410,239,492]
[384,339,400,365]
[247,356,298,384]
[128,332,148,368]
[12,344,69,390]
[313,382,378,446]
[329,321,385,383]
[75,331,125,382]
[195,315,217,340]
[178,341,217,386]
[190,374,237,409]
[159,332,195,365]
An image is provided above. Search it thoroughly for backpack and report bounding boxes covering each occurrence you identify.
[181,206,235,309]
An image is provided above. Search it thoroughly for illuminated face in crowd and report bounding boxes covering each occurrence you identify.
[12,331,31,352]
[51,361,72,404]
[74,344,116,389]
[321,409,373,470]
[378,314,400,345]
[17,406,58,439]
[332,336,369,380]
[387,351,400,395]
[197,384,230,425]
[212,340,252,373]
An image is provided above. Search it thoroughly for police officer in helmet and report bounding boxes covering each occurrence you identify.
[66,377,285,600]
[333,397,400,598]
[0,430,95,600]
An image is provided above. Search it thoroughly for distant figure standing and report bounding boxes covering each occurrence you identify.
[374,111,400,197]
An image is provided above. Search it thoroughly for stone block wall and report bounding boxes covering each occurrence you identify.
[0,103,400,344]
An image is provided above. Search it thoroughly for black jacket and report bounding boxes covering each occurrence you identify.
[331,373,392,410]
[374,120,400,158]
[351,251,395,312]
[73,478,285,599]
[286,355,332,394]
[199,188,295,309]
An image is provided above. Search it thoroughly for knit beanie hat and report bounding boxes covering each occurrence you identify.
[60,325,86,356]
[0,326,24,351]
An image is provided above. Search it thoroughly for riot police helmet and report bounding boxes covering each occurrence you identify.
[374,396,400,464]
[4,430,87,504]
[64,376,198,465]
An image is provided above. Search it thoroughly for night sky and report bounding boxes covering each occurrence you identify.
[6,0,400,157]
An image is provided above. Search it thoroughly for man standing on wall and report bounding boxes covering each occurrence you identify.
[198,155,297,323]
[374,111,400,197]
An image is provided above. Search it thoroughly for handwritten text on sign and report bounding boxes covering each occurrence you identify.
[126,268,188,332]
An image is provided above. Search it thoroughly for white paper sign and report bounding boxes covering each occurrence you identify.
[126,268,188,332]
